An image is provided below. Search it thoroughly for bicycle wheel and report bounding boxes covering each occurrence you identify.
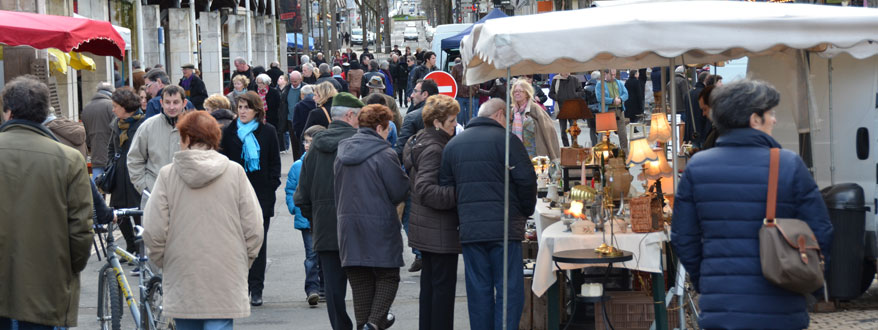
[145,275,175,330]
[98,265,123,330]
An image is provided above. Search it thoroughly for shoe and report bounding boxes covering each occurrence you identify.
[307,292,319,306]
[407,258,422,272]
[385,312,395,329]
[318,292,326,302]
[362,323,378,330]
[250,292,263,306]
[130,266,141,277]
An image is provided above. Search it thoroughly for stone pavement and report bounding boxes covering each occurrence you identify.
[809,283,878,329]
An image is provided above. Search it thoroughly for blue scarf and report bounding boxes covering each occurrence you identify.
[237,119,261,172]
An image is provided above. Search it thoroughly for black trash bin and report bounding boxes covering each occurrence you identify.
[821,183,871,300]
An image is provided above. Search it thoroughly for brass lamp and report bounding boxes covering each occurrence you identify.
[640,148,673,209]
[647,113,672,144]
[593,112,618,161]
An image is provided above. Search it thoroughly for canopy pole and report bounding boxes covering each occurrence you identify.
[828,58,835,185]
[135,0,144,65]
[128,49,134,88]
[502,68,511,330]
[246,0,252,64]
[190,0,198,65]
[669,58,678,193]
[270,0,278,64]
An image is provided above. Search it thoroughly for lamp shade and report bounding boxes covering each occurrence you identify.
[642,148,673,179]
[647,113,672,143]
[626,137,658,166]
[595,112,617,133]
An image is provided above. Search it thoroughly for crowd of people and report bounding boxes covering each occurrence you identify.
[0,40,833,330]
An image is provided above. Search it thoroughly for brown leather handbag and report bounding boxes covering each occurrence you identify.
[556,99,593,120]
[759,148,826,294]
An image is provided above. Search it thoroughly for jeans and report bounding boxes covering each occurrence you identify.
[419,252,459,330]
[401,197,422,259]
[318,251,353,330]
[283,132,291,151]
[91,166,105,180]
[301,229,324,295]
[0,318,55,330]
[174,319,233,330]
[455,97,477,126]
[462,241,524,330]
[396,82,408,107]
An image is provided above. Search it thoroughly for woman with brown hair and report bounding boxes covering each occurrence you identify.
[303,81,338,132]
[144,111,264,330]
[402,94,461,330]
[334,104,410,330]
[107,87,146,253]
[219,91,281,307]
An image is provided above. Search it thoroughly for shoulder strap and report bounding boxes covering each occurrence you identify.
[765,148,780,221]
[321,106,331,123]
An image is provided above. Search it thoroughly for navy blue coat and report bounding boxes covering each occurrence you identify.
[439,117,537,244]
[672,128,832,330]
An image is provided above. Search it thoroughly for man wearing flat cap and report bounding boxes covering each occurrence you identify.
[179,63,208,110]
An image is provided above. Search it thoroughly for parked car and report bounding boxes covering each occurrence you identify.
[351,29,375,45]
[404,27,418,41]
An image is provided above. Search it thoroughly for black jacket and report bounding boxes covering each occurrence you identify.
[395,100,425,161]
[390,61,409,90]
[624,77,645,120]
[267,67,284,88]
[439,117,537,244]
[403,128,460,253]
[294,120,358,252]
[107,116,145,208]
[333,77,350,93]
[261,88,284,133]
[231,68,258,91]
[292,97,317,139]
[303,98,334,134]
[686,82,708,146]
[334,128,409,267]
[220,120,281,217]
[316,76,343,92]
[180,75,208,110]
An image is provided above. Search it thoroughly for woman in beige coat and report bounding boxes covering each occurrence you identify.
[144,111,264,330]
[510,79,561,161]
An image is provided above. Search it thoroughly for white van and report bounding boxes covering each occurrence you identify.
[430,23,470,72]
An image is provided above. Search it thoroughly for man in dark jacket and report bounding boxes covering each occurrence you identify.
[179,63,208,110]
[292,85,317,151]
[451,59,479,126]
[361,61,389,98]
[439,98,537,330]
[0,76,93,329]
[685,71,710,147]
[548,72,586,147]
[331,66,349,93]
[407,51,436,96]
[231,57,258,91]
[144,69,194,119]
[624,69,645,123]
[390,54,409,107]
[294,93,363,330]
[81,82,116,178]
[267,61,285,88]
[316,63,343,92]
[281,71,305,159]
[395,79,438,160]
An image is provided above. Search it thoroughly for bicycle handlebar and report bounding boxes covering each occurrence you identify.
[114,208,144,217]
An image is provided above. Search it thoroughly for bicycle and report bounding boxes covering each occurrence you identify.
[96,207,174,330]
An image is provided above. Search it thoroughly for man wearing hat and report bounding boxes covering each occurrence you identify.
[179,63,208,110]
[366,76,386,96]
[294,92,365,330]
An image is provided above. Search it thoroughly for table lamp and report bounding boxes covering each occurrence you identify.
[647,113,672,144]
[593,112,618,161]
[641,148,673,208]
[626,137,658,166]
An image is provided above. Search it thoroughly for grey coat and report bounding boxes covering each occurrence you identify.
[334,128,409,268]
[81,92,115,167]
[403,128,460,254]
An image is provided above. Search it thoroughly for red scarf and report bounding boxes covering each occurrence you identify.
[258,86,268,113]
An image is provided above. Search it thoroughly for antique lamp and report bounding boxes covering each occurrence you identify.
[641,148,673,207]
[593,112,618,161]
[626,137,658,166]
[647,113,672,144]
[562,185,597,231]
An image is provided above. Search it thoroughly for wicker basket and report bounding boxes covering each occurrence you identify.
[595,291,680,330]
[630,193,661,233]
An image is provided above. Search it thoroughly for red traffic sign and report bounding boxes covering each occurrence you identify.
[380,17,385,25]
[424,71,457,98]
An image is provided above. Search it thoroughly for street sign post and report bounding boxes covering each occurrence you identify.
[424,71,457,98]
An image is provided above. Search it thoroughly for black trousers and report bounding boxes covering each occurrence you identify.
[559,119,575,147]
[119,215,142,253]
[395,82,407,107]
[586,117,598,147]
[419,252,459,330]
[289,120,302,161]
[248,216,270,294]
[345,266,400,329]
[319,251,354,330]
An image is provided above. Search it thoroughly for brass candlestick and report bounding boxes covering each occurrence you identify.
[567,122,582,148]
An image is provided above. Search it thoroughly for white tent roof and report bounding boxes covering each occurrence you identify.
[461,1,878,84]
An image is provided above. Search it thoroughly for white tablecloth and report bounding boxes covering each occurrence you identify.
[532,221,668,297]
[533,199,561,241]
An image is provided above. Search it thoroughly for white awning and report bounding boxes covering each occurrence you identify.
[461,1,878,84]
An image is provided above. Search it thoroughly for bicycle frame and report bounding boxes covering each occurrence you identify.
[99,209,161,330]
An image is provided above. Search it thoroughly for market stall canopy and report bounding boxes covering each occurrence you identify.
[460,1,878,85]
[440,8,507,51]
[73,13,132,51]
[287,33,315,50]
[0,10,126,60]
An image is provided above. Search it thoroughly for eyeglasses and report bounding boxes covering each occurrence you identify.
[144,82,153,89]
[413,89,422,93]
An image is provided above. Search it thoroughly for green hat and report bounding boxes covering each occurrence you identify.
[332,92,365,108]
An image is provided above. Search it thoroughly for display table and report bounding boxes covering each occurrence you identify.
[533,221,668,297]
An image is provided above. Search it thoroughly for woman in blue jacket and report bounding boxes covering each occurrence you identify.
[285,124,326,306]
[671,80,832,330]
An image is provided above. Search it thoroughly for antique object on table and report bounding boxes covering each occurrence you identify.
[561,147,591,166]
[647,112,672,144]
[602,217,628,234]
[571,220,596,235]
[630,193,663,233]
[626,137,658,166]
[557,99,593,148]
[604,157,633,201]
[640,147,673,208]
[570,184,597,203]
[532,156,552,189]
[592,187,624,257]
[592,112,619,162]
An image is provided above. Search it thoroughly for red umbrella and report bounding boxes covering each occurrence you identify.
[0,10,126,60]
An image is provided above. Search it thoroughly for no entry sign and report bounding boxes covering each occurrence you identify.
[424,71,457,98]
